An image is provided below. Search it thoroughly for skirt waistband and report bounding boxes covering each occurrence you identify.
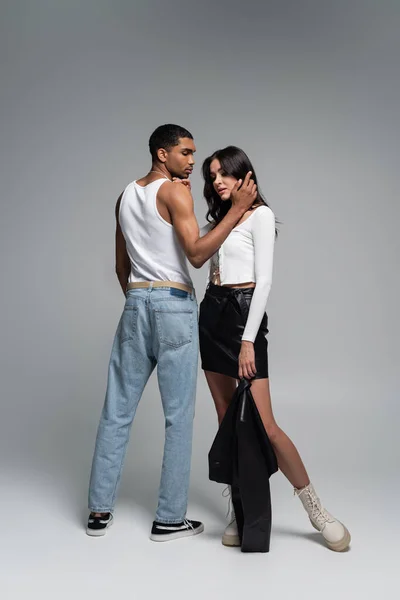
[206,282,255,300]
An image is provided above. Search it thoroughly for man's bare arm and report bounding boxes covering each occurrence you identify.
[115,193,130,295]
[163,173,257,268]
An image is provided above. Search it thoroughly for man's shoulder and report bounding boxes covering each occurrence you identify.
[159,180,191,204]
[115,181,137,217]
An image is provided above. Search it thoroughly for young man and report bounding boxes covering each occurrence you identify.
[87,124,258,541]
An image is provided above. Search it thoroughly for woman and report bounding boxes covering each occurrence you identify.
[199,146,350,552]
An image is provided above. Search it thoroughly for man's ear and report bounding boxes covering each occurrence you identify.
[157,148,168,163]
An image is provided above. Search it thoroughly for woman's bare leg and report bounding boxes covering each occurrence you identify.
[204,371,237,425]
[249,378,309,489]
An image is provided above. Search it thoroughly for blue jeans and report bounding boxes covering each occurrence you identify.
[88,285,199,523]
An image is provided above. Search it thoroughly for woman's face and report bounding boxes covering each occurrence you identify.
[209,158,237,202]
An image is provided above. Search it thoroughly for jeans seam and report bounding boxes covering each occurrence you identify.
[120,307,138,344]
[110,452,126,508]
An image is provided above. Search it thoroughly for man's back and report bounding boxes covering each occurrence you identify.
[119,178,192,286]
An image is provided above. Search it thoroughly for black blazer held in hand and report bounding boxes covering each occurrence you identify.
[208,378,278,552]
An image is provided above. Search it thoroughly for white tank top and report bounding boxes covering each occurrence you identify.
[119,178,192,286]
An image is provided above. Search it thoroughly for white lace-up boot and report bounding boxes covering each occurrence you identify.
[222,487,240,547]
[294,482,351,552]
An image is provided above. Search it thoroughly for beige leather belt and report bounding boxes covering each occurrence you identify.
[126,281,193,294]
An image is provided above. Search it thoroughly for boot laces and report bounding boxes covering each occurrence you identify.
[296,486,332,527]
[222,486,235,523]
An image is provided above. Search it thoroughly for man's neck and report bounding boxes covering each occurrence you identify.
[149,164,171,180]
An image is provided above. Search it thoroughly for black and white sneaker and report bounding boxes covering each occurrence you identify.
[150,519,204,542]
[86,512,114,537]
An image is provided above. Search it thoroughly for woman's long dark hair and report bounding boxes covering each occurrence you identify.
[202,145,278,235]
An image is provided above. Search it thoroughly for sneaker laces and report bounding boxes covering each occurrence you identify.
[183,519,194,531]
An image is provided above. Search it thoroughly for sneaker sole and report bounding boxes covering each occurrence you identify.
[311,520,351,552]
[86,516,114,537]
[222,533,240,547]
[150,524,204,542]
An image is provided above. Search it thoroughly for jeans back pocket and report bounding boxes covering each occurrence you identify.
[155,307,194,348]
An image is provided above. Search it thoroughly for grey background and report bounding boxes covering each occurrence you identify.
[1,1,399,598]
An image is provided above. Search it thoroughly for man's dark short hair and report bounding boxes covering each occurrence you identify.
[149,124,193,160]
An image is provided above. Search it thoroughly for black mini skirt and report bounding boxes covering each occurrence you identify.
[199,283,269,380]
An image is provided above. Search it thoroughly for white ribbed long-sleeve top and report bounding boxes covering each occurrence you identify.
[203,205,275,342]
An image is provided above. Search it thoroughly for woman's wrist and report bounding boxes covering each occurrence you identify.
[230,203,247,221]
